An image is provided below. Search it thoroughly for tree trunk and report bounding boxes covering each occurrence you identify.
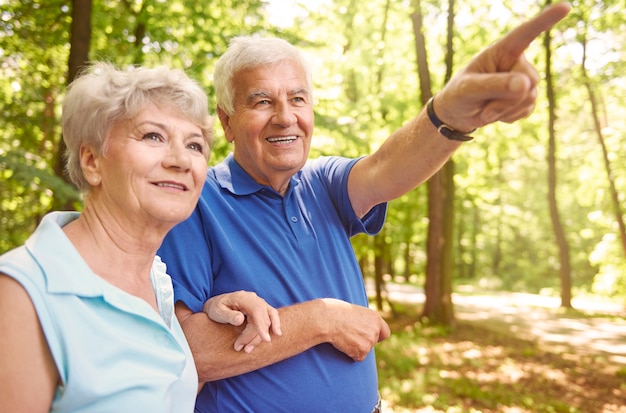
[412,0,456,325]
[52,0,92,210]
[469,203,479,279]
[409,2,430,104]
[438,0,456,323]
[67,0,92,85]
[403,235,411,281]
[423,172,443,320]
[440,160,456,324]
[580,42,626,257]
[544,2,572,308]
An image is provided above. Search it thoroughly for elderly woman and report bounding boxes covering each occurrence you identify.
[0,63,280,413]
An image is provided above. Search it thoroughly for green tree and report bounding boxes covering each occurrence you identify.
[544,0,573,308]
[2,0,625,305]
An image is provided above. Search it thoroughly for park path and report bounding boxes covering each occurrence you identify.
[371,282,626,365]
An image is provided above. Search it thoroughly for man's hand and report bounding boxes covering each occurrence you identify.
[320,298,391,361]
[434,2,571,132]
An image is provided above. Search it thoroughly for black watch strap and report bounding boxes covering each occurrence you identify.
[427,96,475,142]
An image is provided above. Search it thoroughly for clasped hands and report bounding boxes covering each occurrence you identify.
[204,293,390,360]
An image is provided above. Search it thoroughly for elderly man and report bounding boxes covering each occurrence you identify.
[159,3,571,412]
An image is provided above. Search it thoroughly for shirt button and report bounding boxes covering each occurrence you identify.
[290,217,298,223]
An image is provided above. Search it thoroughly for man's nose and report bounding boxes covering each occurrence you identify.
[272,103,297,127]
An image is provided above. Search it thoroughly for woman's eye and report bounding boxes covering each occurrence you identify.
[187,142,205,154]
[143,132,163,142]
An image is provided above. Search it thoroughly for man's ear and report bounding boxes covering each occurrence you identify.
[217,106,234,143]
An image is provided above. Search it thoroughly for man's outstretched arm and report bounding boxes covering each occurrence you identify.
[348,2,572,218]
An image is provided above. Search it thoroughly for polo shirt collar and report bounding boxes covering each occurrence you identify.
[25,211,174,325]
[214,153,300,196]
[25,211,102,297]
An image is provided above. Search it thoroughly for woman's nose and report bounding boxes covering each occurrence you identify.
[163,140,191,170]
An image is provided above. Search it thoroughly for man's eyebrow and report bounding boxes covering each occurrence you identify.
[246,88,309,104]
[290,87,309,96]
[247,91,271,103]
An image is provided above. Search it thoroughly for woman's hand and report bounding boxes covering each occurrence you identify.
[203,291,282,353]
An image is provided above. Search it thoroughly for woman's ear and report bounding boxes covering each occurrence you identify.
[80,144,101,186]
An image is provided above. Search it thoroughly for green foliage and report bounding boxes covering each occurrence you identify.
[1,0,625,298]
[590,235,626,302]
[0,149,80,253]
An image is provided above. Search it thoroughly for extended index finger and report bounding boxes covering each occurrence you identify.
[495,2,571,58]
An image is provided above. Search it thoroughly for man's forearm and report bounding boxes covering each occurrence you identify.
[181,300,329,382]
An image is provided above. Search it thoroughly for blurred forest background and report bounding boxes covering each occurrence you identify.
[1,0,625,323]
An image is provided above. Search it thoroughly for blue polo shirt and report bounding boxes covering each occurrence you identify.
[159,154,387,413]
[0,212,198,413]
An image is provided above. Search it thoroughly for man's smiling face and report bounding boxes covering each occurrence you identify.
[218,60,314,194]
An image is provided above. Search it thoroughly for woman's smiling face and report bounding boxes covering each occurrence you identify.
[86,103,208,228]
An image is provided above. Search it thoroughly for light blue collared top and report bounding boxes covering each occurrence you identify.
[0,211,197,412]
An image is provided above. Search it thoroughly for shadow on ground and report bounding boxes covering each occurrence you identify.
[371,282,626,365]
[370,282,626,413]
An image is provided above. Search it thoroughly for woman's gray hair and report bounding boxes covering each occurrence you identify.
[62,62,213,192]
[213,36,313,116]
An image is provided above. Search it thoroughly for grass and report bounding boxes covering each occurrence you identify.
[375,303,626,413]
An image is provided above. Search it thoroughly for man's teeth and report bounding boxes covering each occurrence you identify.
[267,136,297,143]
